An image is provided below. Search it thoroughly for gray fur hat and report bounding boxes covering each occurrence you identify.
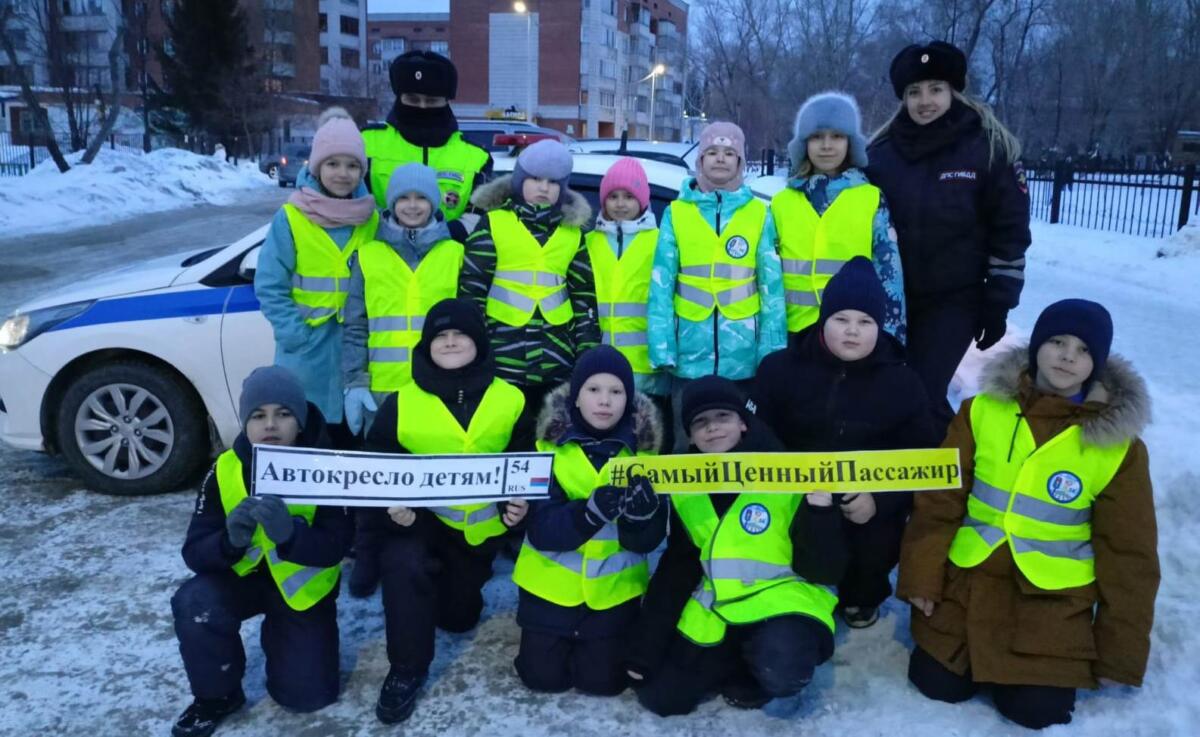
[786,92,868,172]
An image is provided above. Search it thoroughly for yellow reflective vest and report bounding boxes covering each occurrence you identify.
[358,238,464,392]
[216,450,341,611]
[396,377,525,546]
[671,199,767,321]
[361,127,490,220]
[770,184,879,333]
[284,204,379,326]
[672,493,838,646]
[512,440,651,609]
[947,394,1131,590]
[485,210,580,327]
[585,229,658,374]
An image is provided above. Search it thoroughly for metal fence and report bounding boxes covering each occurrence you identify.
[1026,164,1198,238]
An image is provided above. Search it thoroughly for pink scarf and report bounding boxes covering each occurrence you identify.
[287,186,377,229]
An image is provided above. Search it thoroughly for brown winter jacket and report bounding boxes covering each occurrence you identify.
[897,346,1158,689]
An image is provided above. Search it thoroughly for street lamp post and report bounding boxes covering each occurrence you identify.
[514,2,533,123]
[645,63,665,140]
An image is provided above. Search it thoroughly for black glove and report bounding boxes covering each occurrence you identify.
[622,475,659,521]
[249,495,295,545]
[975,302,1009,351]
[585,484,626,525]
[225,497,259,549]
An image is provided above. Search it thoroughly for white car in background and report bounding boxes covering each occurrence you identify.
[0,153,722,496]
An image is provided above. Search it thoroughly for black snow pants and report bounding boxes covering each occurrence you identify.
[838,493,913,610]
[905,288,982,437]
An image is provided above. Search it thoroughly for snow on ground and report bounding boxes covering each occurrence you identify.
[0,147,273,239]
[2,221,1200,736]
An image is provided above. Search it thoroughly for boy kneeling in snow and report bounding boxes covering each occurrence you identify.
[899,299,1159,729]
[170,366,351,737]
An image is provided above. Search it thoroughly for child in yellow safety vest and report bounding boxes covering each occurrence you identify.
[587,156,672,447]
[626,376,848,716]
[898,299,1159,730]
[255,108,379,440]
[646,121,787,450]
[512,345,665,696]
[358,298,531,725]
[170,366,351,737]
[773,92,906,342]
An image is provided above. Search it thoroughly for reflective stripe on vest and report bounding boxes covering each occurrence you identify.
[512,440,652,609]
[361,128,490,219]
[770,185,878,332]
[671,198,767,321]
[672,493,838,646]
[359,238,463,391]
[485,210,580,327]
[585,229,659,374]
[396,378,525,546]
[284,204,378,327]
[214,450,340,611]
[946,393,1130,590]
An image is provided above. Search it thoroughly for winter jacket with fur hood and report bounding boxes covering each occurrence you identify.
[516,383,665,639]
[458,175,602,388]
[647,177,787,381]
[897,346,1158,689]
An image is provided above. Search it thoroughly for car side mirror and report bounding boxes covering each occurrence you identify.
[238,245,262,281]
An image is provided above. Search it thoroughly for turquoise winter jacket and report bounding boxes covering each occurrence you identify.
[647,178,787,381]
[254,169,377,424]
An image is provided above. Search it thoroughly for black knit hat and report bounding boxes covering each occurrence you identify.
[889,41,968,98]
[681,375,751,430]
[1028,299,1113,391]
[390,50,458,99]
[819,256,887,328]
[419,298,489,360]
[569,345,635,406]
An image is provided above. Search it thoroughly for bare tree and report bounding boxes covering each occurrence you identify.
[0,1,70,171]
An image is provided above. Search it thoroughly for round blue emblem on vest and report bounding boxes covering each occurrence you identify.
[740,503,771,534]
[725,235,750,259]
[1046,471,1083,504]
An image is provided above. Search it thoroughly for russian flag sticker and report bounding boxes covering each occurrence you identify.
[529,477,550,488]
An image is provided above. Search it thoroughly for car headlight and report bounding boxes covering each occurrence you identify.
[0,300,95,351]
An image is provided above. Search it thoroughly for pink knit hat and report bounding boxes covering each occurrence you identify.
[600,157,651,213]
[696,121,746,192]
[308,107,367,175]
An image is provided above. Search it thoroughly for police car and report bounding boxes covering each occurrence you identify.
[0,152,785,496]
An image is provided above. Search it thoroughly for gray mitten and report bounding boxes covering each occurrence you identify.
[225,498,259,548]
[249,495,295,545]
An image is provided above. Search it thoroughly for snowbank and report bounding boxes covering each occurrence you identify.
[1156,223,1200,258]
[0,146,273,238]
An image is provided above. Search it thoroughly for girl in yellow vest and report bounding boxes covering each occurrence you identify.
[460,139,601,449]
[626,376,848,716]
[255,108,379,444]
[170,366,351,737]
[587,156,672,447]
[773,92,907,342]
[357,299,530,724]
[512,345,665,696]
[646,122,787,451]
[898,299,1159,730]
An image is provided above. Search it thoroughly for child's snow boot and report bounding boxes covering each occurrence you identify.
[171,690,245,737]
[376,667,426,724]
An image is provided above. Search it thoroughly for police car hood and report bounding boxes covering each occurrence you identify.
[14,247,212,313]
[980,346,1151,446]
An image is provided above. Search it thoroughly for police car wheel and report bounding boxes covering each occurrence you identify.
[267,164,279,180]
[56,361,210,496]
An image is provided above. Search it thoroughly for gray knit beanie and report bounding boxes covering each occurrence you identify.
[786,92,869,172]
[239,366,308,430]
[511,139,573,203]
[386,162,443,218]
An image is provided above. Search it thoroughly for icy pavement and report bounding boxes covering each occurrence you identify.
[2,221,1199,736]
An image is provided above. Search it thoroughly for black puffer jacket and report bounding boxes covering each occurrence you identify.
[866,101,1031,309]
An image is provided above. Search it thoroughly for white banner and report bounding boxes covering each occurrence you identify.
[251,446,554,507]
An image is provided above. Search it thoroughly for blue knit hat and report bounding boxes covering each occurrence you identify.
[511,139,573,204]
[239,365,308,430]
[818,256,887,328]
[386,162,442,219]
[787,92,869,172]
[569,345,635,407]
[1028,299,1113,389]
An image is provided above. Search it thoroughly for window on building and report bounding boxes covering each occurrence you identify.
[319,45,328,65]
[599,60,615,79]
[341,47,361,69]
[429,41,448,57]
[340,15,359,36]
[278,44,295,64]
[604,29,616,48]
[603,0,615,15]
[318,13,327,32]
[265,10,293,32]
[599,91,615,107]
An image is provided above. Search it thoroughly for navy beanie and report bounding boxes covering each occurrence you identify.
[818,256,887,328]
[419,298,489,360]
[1028,299,1113,386]
[570,345,635,406]
[239,365,308,430]
[681,375,751,430]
